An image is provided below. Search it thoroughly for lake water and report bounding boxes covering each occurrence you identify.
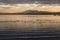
[0,15,60,40]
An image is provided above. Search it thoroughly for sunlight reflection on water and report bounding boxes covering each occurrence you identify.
[0,15,60,31]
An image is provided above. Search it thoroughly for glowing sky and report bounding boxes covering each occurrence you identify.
[0,0,60,13]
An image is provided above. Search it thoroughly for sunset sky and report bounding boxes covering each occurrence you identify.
[0,0,60,13]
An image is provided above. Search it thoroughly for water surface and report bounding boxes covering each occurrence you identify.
[0,15,60,39]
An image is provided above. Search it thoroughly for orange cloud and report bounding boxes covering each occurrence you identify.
[0,4,60,13]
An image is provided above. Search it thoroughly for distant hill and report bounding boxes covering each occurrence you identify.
[22,10,49,13]
[0,10,60,15]
[21,10,52,15]
[22,10,41,13]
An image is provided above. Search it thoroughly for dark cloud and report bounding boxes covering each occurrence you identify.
[0,0,60,4]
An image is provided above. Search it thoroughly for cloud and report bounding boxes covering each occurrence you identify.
[0,0,60,13]
[0,0,60,4]
[0,3,60,12]
[0,3,59,9]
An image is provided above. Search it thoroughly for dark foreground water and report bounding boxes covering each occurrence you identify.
[0,15,60,40]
